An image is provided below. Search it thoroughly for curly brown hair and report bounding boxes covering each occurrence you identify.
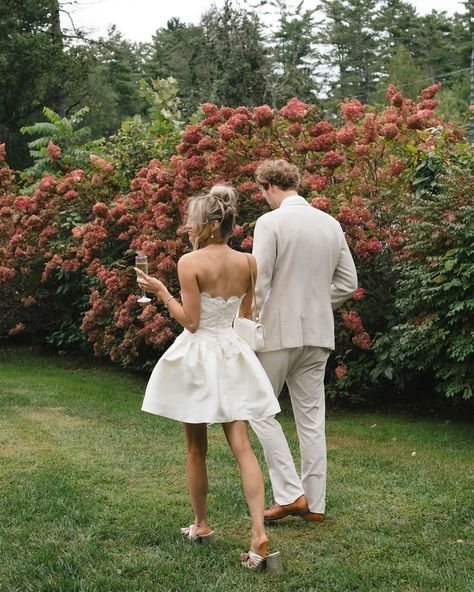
[255,159,300,190]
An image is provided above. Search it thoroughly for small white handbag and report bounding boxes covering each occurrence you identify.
[234,254,265,352]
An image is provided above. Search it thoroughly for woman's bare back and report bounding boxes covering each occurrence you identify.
[185,245,254,300]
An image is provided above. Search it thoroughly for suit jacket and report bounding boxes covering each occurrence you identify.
[252,195,358,352]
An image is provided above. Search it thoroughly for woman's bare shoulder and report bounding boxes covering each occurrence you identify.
[232,250,255,265]
[178,250,202,268]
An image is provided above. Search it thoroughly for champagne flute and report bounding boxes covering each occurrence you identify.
[135,254,151,303]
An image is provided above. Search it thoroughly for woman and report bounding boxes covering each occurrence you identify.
[135,186,281,570]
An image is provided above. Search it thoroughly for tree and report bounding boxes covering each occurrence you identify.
[319,0,383,107]
[374,45,426,101]
[269,0,321,107]
[375,0,421,60]
[147,19,210,117]
[148,2,271,113]
[0,0,92,168]
[198,0,271,108]
[415,10,462,82]
[96,27,147,119]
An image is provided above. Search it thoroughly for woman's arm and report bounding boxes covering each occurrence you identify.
[135,254,201,333]
[239,254,257,319]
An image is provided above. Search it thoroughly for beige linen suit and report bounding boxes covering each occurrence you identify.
[250,195,357,513]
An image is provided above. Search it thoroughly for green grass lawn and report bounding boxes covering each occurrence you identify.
[0,347,473,592]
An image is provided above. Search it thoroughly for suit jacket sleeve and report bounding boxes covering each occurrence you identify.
[331,230,358,309]
[252,216,277,313]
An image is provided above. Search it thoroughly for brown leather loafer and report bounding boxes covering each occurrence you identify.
[301,511,324,523]
[264,495,309,522]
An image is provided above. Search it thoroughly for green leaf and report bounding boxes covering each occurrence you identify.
[444,260,455,271]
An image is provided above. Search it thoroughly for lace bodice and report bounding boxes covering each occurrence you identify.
[198,292,244,331]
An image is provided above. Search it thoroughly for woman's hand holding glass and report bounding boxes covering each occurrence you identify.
[134,266,168,304]
[135,255,152,303]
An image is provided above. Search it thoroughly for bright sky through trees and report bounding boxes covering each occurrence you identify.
[65,0,465,42]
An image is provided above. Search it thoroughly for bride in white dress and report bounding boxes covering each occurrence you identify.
[135,186,281,570]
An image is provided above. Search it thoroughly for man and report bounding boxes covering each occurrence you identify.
[250,159,358,522]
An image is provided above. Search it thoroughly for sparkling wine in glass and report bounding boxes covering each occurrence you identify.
[135,254,151,303]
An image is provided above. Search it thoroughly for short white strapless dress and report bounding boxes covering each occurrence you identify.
[142,292,280,423]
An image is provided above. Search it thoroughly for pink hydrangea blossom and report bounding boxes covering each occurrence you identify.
[420,82,442,99]
[279,98,308,122]
[201,103,219,117]
[341,100,365,122]
[182,124,203,144]
[287,123,303,137]
[380,123,399,139]
[47,141,61,161]
[0,266,15,282]
[341,310,364,332]
[253,105,274,128]
[92,202,109,218]
[38,174,57,192]
[308,133,336,152]
[90,154,114,172]
[321,151,345,169]
[352,331,372,349]
[337,206,360,226]
[20,295,36,307]
[336,126,356,145]
[13,195,32,213]
[311,197,331,211]
[355,144,370,157]
[9,322,26,335]
[310,121,334,137]
[388,157,404,176]
[309,175,329,192]
[240,236,253,250]
[407,114,424,130]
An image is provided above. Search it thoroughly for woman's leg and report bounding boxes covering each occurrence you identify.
[183,422,212,535]
[222,421,268,554]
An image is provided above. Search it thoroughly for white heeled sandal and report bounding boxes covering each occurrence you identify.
[240,550,283,572]
[180,524,217,544]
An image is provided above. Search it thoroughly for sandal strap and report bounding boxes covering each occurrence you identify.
[241,550,266,569]
[181,524,198,540]
[181,524,214,542]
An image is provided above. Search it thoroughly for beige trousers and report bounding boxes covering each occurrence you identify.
[250,346,330,514]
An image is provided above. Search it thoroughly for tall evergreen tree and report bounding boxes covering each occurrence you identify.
[375,0,420,60]
[415,10,460,81]
[93,27,147,119]
[199,0,271,108]
[269,0,320,106]
[319,0,383,105]
[147,18,209,116]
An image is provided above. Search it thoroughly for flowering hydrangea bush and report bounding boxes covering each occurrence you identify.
[372,144,474,400]
[0,84,467,397]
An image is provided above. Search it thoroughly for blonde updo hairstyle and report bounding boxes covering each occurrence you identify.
[186,185,238,250]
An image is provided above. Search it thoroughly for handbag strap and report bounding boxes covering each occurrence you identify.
[245,253,259,322]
